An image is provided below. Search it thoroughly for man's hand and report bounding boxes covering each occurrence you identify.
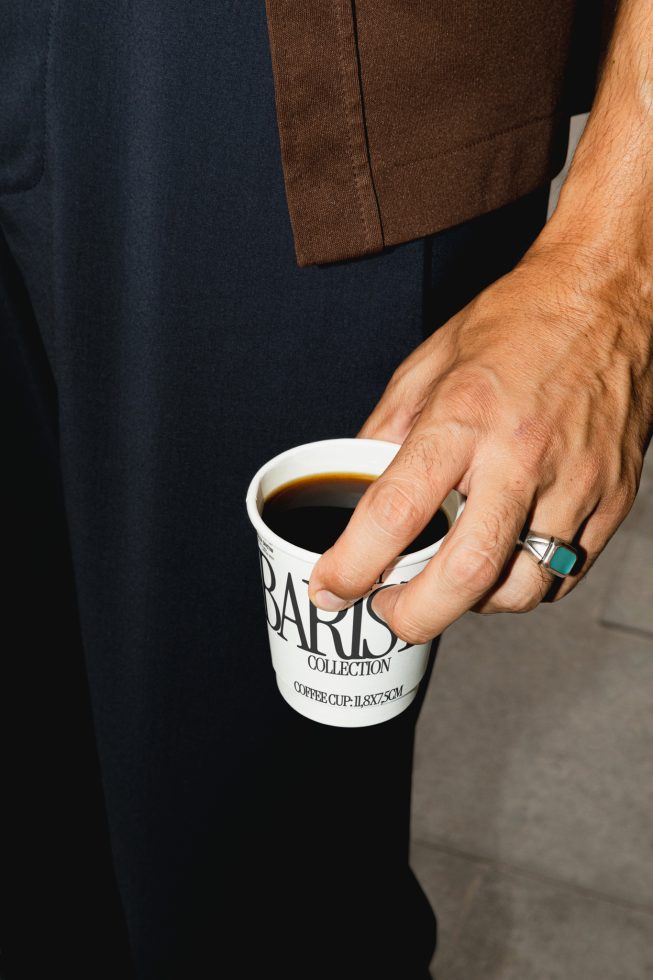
[307,242,652,643]
[308,0,653,644]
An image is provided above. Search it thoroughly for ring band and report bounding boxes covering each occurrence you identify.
[518,532,579,577]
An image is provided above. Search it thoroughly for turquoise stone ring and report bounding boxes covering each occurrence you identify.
[518,532,579,578]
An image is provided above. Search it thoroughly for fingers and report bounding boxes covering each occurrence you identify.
[307,422,472,611]
[545,489,632,602]
[368,462,536,644]
[472,482,594,613]
[472,461,632,611]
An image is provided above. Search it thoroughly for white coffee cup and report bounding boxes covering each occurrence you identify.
[245,438,466,727]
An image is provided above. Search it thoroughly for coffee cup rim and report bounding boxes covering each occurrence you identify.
[245,437,465,568]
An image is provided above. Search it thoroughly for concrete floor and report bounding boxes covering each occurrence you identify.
[411,116,653,980]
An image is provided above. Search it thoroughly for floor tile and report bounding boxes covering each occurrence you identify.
[409,842,488,976]
[598,450,653,637]
[412,841,653,980]
[601,532,653,638]
[412,575,653,906]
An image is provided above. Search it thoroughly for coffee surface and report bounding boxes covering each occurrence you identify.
[261,472,450,555]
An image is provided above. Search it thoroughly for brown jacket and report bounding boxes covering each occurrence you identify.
[264,1,618,268]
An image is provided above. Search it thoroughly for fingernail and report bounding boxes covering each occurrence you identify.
[313,589,350,611]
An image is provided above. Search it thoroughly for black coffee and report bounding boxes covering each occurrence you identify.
[261,472,450,555]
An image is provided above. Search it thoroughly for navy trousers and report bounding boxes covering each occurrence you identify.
[0,3,552,977]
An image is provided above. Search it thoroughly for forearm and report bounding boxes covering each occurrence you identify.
[538,0,653,282]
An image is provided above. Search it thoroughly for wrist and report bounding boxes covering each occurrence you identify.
[507,219,653,377]
[525,200,653,331]
[546,169,653,268]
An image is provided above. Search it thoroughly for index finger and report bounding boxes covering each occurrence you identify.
[307,425,472,610]
[370,462,535,643]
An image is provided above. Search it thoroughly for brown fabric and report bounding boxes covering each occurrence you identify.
[264,0,618,268]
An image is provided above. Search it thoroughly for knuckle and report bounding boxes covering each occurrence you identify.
[514,414,552,453]
[439,367,499,431]
[376,365,406,411]
[367,477,429,539]
[603,477,637,521]
[441,538,502,597]
[388,611,432,646]
[382,587,433,645]
[326,564,363,597]
[387,361,412,391]
[318,550,369,596]
[490,586,542,614]
[518,441,552,481]
[394,400,426,438]
[512,414,554,464]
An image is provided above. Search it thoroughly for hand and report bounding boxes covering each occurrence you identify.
[307,239,653,644]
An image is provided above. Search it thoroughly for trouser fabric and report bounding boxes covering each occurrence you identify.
[0,2,552,977]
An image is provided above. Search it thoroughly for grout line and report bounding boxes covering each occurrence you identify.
[598,620,653,644]
[411,836,653,918]
[442,867,485,972]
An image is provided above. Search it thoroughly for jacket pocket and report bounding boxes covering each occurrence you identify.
[0,0,56,193]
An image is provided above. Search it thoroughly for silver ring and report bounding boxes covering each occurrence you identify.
[518,531,579,578]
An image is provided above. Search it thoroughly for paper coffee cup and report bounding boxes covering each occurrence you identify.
[245,438,465,727]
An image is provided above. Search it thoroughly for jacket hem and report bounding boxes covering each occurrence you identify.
[264,0,383,269]
[372,111,570,252]
[289,109,570,267]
